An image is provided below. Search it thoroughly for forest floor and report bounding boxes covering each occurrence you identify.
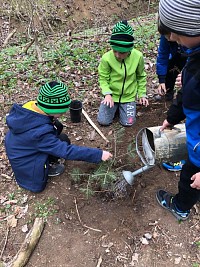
[0,1,200,266]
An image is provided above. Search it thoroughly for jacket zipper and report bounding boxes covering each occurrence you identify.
[119,59,126,103]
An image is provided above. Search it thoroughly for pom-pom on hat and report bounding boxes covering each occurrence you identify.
[109,20,134,52]
[37,81,71,114]
[159,0,200,37]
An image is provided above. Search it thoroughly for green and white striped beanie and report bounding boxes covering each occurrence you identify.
[159,0,200,37]
[37,81,71,114]
[109,20,134,52]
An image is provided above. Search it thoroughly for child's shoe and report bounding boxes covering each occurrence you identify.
[162,160,186,171]
[48,163,65,177]
[156,189,190,221]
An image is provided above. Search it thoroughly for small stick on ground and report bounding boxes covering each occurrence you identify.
[2,28,17,48]
[131,189,136,203]
[0,227,10,260]
[112,130,117,164]
[21,39,35,54]
[74,197,102,232]
[96,255,103,267]
[82,109,109,143]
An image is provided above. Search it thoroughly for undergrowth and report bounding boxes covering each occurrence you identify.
[1,14,158,197]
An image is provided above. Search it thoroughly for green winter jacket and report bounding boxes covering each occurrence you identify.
[98,49,147,103]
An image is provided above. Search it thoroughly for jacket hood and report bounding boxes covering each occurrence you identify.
[6,104,52,134]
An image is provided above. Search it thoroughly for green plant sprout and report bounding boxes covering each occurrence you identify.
[33,197,58,219]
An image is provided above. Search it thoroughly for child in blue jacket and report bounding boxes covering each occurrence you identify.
[156,35,187,101]
[156,0,200,221]
[5,81,112,193]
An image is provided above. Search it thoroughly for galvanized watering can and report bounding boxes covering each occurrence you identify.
[123,123,187,185]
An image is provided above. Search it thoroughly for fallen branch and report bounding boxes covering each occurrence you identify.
[82,109,109,143]
[2,28,17,48]
[74,197,102,232]
[5,217,45,267]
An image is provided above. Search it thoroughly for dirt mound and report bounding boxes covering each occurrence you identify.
[0,0,158,35]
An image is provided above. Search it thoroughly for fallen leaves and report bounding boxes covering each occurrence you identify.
[7,214,18,228]
[0,193,29,227]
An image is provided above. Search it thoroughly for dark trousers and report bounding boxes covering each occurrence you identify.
[165,53,187,94]
[174,159,200,211]
[49,120,70,164]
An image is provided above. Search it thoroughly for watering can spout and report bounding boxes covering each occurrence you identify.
[122,165,154,185]
[122,170,136,185]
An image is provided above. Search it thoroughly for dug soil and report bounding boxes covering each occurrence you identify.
[1,98,200,267]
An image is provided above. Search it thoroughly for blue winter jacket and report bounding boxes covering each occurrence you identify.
[5,104,102,192]
[166,47,200,167]
[156,35,185,83]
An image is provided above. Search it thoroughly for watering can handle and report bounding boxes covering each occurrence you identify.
[157,126,182,137]
[135,128,151,166]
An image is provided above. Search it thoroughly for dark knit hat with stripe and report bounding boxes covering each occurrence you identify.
[37,81,71,114]
[109,20,134,52]
[159,0,200,37]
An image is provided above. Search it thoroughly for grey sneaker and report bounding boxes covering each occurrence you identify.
[48,163,65,177]
[156,190,190,221]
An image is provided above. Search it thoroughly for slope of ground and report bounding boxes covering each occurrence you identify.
[0,7,199,267]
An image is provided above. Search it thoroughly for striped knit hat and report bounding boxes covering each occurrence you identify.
[37,81,71,114]
[109,20,134,52]
[159,0,200,37]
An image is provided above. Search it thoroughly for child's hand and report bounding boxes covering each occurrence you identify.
[101,95,114,108]
[157,83,166,95]
[102,151,113,161]
[191,172,200,190]
[139,97,149,107]
[175,73,182,88]
[160,119,172,132]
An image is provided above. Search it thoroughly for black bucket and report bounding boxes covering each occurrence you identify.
[70,100,82,123]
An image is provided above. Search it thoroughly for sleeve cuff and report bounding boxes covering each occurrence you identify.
[158,75,166,84]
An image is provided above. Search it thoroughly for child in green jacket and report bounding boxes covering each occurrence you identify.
[97,20,149,126]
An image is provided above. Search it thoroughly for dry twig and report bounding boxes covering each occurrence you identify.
[21,39,35,54]
[0,227,10,260]
[74,197,102,232]
[96,256,103,267]
[2,28,17,48]
[82,109,109,143]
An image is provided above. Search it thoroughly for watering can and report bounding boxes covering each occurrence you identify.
[123,123,187,185]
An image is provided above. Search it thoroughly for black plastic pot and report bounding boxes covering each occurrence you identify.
[70,100,82,123]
